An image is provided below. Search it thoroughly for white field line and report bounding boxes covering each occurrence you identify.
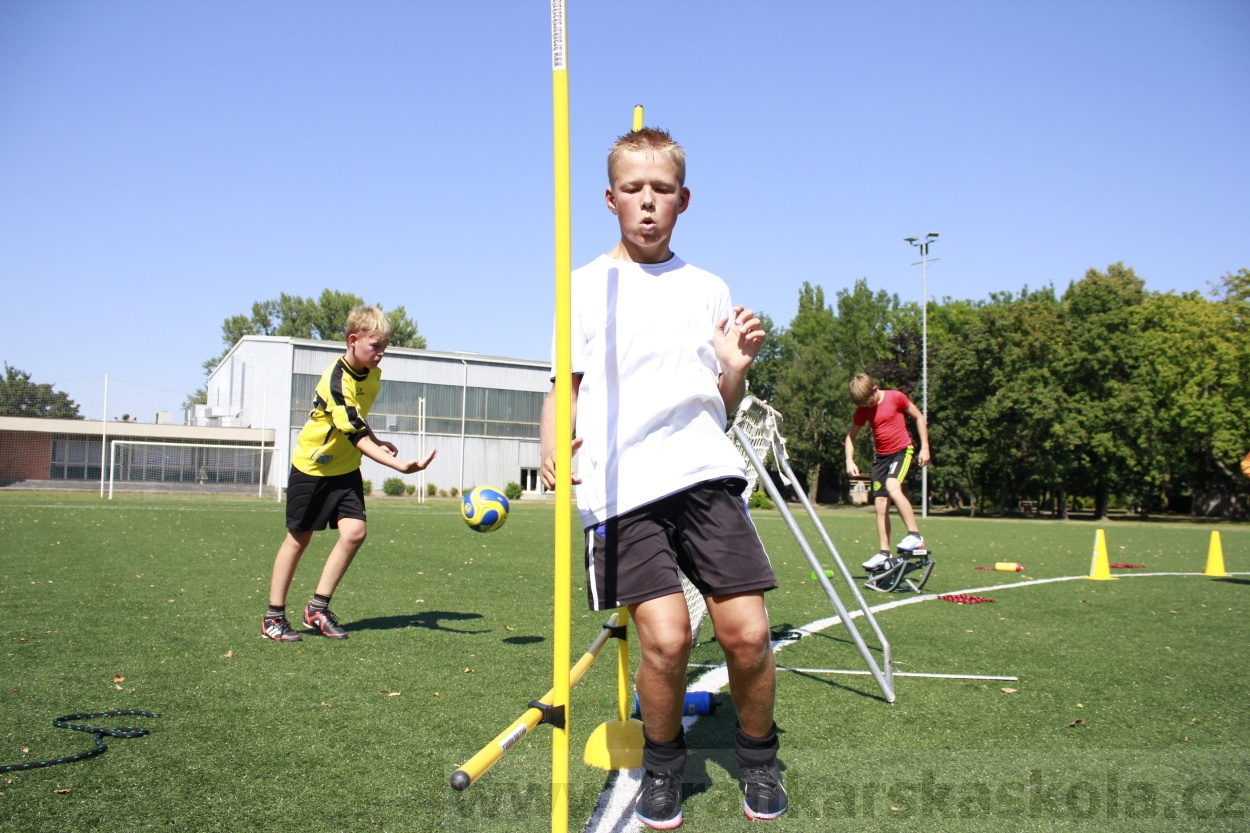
[581,570,1248,833]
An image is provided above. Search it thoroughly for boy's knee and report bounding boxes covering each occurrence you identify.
[339,524,367,548]
[640,633,692,675]
[717,620,772,667]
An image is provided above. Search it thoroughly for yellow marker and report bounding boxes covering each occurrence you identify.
[1086,529,1117,580]
[632,104,644,131]
[995,562,1024,572]
[1204,530,1230,577]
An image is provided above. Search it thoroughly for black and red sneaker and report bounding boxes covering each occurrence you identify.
[303,605,348,639]
[261,616,302,642]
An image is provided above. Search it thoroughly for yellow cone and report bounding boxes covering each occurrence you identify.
[1086,528,1117,580]
[584,718,644,770]
[1204,530,1230,577]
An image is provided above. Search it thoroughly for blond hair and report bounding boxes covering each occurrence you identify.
[849,373,877,407]
[345,305,394,341]
[607,127,686,187]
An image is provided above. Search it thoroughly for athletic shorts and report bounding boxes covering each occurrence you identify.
[285,467,366,531]
[871,447,914,499]
[582,477,777,612]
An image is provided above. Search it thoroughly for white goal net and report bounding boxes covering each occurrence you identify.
[108,441,282,499]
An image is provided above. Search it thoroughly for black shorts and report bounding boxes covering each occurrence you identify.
[871,447,915,499]
[285,467,367,531]
[583,477,777,612]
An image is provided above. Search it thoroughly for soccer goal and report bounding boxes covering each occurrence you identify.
[723,396,896,702]
[108,441,283,500]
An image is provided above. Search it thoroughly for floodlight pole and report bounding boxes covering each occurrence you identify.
[905,233,938,519]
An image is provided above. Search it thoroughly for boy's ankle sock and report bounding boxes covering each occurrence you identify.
[307,593,331,613]
[643,728,687,774]
[265,604,286,620]
[734,723,780,769]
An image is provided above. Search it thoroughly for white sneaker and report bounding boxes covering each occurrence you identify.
[862,552,891,571]
[897,533,924,552]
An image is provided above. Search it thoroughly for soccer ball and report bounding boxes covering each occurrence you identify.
[461,486,509,532]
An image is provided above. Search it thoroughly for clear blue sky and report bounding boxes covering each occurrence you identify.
[2,1,1247,422]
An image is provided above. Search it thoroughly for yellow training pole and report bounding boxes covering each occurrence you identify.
[632,104,644,131]
[450,615,620,791]
[550,3,573,832]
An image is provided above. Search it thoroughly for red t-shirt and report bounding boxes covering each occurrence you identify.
[852,389,914,455]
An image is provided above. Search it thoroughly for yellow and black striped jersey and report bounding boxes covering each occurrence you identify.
[291,358,381,477]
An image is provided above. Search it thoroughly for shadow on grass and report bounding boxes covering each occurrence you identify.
[346,610,490,634]
[680,702,791,801]
[1212,576,1250,586]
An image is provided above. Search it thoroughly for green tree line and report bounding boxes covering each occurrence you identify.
[0,364,82,419]
[187,289,426,408]
[749,265,1250,518]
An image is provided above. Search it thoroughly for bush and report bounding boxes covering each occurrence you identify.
[382,477,406,497]
[504,482,523,501]
[439,489,448,498]
[406,483,416,496]
[426,482,437,497]
[361,479,373,496]
[450,487,459,498]
[748,489,775,510]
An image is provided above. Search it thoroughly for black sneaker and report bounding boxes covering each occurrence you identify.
[741,762,788,820]
[261,616,302,642]
[634,769,683,829]
[303,606,348,639]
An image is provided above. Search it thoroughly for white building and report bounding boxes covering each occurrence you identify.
[199,337,551,496]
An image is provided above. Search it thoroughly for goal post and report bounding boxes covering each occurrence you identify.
[108,440,283,500]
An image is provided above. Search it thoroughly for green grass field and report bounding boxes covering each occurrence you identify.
[1,493,1246,832]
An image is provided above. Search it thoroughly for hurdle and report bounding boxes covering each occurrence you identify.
[730,396,897,702]
[450,613,626,791]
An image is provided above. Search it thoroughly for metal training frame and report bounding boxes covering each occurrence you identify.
[728,396,897,703]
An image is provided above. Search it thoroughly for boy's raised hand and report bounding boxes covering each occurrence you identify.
[396,448,438,474]
[714,305,766,374]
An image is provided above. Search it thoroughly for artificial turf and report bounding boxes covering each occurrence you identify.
[0,493,1245,832]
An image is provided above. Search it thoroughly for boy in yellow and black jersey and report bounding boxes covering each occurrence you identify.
[261,306,436,642]
[293,356,382,477]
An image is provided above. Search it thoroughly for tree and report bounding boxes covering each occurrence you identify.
[202,290,427,374]
[0,364,83,419]
[1058,264,1148,519]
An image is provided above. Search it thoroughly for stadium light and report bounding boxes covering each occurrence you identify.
[907,233,939,518]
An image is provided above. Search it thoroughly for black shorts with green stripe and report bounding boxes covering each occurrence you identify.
[871,447,914,499]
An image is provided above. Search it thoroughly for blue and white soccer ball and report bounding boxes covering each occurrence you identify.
[461,486,509,533]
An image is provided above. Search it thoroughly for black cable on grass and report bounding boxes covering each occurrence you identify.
[1,710,159,772]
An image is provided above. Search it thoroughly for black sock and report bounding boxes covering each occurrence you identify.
[308,593,331,613]
[643,728,687,775]
[735,723,779,769]
[265,604,285,619]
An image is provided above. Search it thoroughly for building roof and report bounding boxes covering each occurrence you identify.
[0,416,275,443]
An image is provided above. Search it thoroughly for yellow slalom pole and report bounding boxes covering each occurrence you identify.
[632,104,644,131]
[550,3,573,832]
[450,614,620,791]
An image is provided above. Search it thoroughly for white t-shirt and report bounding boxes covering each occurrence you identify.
[555,253,747,527]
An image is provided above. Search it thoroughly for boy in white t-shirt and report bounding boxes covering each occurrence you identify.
[540,127,785,828]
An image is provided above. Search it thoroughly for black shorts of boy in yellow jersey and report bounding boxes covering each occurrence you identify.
[285,468,366,531]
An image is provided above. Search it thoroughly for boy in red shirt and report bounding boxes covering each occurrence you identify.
[844,373,930,570]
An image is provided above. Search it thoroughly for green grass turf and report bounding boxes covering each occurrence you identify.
[0,494,1246,831]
